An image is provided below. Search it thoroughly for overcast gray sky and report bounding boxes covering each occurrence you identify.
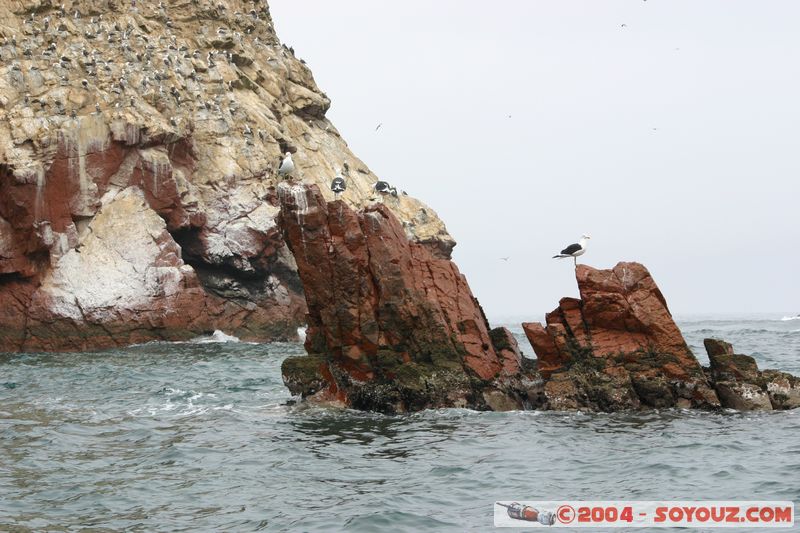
[270,0,799,321]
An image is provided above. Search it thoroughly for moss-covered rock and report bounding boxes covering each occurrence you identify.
[281,354,329,397]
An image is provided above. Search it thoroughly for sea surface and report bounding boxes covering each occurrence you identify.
[1,315,798,532]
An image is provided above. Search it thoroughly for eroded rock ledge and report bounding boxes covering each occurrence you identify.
[278,184,542,413]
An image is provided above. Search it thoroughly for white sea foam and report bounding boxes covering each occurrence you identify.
[190,330,242,343]
[297,326,307,342]
[780,315,800,322]
[129,388,212,417]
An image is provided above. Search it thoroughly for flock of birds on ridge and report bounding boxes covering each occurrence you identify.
[2,0,272,124]
[276,151,398,200]
[1,1,309,149]
[1,2,405,202]
[1,1,590,265]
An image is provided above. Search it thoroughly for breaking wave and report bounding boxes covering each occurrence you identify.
[190,330,243,343]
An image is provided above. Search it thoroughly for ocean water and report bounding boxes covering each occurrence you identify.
[1,317,798,532]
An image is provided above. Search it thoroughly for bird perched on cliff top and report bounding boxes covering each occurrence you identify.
[277,152,295,179]
[553,234,591,266]
[374,180,391,195]
[330,171,346,198]
[373,181,398,203]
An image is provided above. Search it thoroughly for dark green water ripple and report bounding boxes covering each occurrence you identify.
[1,319,798,531]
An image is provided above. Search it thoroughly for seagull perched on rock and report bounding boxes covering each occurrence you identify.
[330,171,346,198]
[374,181,391,194]
[373,180,398,201]
[553,234,591,266]
[277,152,295,179]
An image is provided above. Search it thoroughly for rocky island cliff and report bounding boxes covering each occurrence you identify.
[281,232,800,413]
[271,169,800,413]
[2,1,797,415]
[0,0,451,350]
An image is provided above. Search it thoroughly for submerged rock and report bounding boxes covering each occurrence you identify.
[277,184,542,413]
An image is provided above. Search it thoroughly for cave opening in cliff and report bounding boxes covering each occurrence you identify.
[169,226,305,302]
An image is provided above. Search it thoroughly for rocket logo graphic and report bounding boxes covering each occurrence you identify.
[496,502,556,525]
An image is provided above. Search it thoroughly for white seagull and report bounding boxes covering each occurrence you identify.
[553,234,591,266]
[277,152,295,179]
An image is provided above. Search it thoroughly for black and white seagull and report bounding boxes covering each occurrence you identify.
[330,171,346,198]
[552,234,591,266]
[374,180,391,194]
[373,180,398,201]
[277,152,294,179]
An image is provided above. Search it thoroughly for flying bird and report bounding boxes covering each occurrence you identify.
[553,234,591,266]
[500,257,510,261]
[375,123,382,132]
[277,152,295,178]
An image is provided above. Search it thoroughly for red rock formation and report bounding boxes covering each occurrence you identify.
[278,184,541,412]
[523,262,720,410]
[0,183,306,352]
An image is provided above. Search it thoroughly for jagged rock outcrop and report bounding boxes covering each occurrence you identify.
[703,339,800,411]
[0,0,451,350]
[277,184,543,413]
[523,262,721,410]
[522,263,800,412]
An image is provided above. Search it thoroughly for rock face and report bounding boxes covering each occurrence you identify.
[0,0,451,350]
[522,264,800,412]
[703,339,800,411]
[278,184,542,413]
[523,263,720,411]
